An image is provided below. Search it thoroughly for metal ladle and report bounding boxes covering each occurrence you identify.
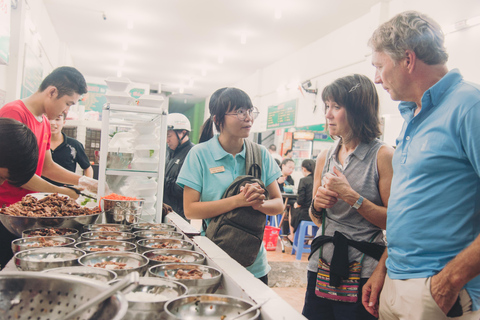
[230,298,270,320]
[63,271,140,320]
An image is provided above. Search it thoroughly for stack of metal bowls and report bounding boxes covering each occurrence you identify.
[14,247,86,271]
[102,198,144,225]
[79,251,149,278]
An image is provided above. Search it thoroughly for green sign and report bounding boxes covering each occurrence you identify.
[20,45,43,99]
[129,88,145,99]
[0,0,10,64]
[81,83,108,113]
[266,99,297,129]
[295,124,334,142]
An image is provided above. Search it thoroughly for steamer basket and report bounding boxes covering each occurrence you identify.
[0,271,128,320]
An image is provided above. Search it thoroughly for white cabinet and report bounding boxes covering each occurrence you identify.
[97,102,168,223]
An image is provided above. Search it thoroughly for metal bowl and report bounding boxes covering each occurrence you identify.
[12,236,76,254]
[136,238,194,254]
[149,263,222,294]
[43,266,118,283]
[75,240,137,253]
[133,230,184,241]
[80,231,136,242]
[22,227,80,239]
[132,222,176,232]
[79,252,149,278]
[0,271,127,320]
[164,294,260,320]
[143,249,206,267]
[0,212,100,237]
[83,223,133,232]
[103,198,144,225]
[112,277,188,311]
[14,247,86,271]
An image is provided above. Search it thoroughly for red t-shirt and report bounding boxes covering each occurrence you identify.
[0,100,51,206]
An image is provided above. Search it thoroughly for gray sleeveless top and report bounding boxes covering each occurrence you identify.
[307,138,386,278]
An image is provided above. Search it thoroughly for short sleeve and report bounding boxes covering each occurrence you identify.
[460,101,480,178]
[261,146,282,187]
[0,107,27,123]
[176,147,204,193]
[72,139,91,169]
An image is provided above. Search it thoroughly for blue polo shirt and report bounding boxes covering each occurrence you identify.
[177,135,281,278]
[386,69,480,310]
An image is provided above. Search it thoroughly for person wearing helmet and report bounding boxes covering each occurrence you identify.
[164,113,194,220]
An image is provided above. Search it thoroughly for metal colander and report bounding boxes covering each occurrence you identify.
[0,272,128,320]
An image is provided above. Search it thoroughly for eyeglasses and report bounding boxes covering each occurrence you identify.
[225,107,260,121]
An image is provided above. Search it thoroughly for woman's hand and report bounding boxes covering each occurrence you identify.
[322,167,352,199]
[237,183,266,209]
[277,176,286,184]
[313,185,338,210]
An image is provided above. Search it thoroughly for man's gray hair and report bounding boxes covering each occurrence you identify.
[368,10,448,65]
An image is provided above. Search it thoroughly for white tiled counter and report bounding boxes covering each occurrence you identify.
[166,212,307,320]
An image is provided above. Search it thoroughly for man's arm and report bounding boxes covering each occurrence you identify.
[431,235,480,313]
[362,250,388,318]
[42,150,81,185]
[83,166,94,178]
[22,174,79,199]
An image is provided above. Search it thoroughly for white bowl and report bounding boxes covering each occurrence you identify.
[105,91,135,105]
[134,135,159,146]
[131,158,159,171]
[105,77,131,91]
[137,94,165,108]
[133,122,157,135]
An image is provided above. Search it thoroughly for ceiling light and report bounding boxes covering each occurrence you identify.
[179,87,184,94]
[467,16,480,27]
[274,8,282,19]
[117,69,122,77]
[127,15,134,30]
[240,32,247,45]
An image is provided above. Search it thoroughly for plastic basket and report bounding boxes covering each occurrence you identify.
[263,226,280,251]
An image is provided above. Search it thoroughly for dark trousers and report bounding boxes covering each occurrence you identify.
[302,271,377,320]
[258,274,268,286]
[0,223,16,269]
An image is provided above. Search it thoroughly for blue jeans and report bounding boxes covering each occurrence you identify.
[302,271,377,320]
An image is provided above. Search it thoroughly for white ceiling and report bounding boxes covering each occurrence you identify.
[43,0,381,110]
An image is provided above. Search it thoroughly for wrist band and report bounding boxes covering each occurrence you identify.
[310,199,324,218]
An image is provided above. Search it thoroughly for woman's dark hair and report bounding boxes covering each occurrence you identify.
[39,66,88,98]
[199,87,254,143]
[322,74,381,143]
[301,159,316,174]
[281,158,294,168]
[0,118,39,186]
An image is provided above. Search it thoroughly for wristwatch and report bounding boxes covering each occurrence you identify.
[352,195,364,210]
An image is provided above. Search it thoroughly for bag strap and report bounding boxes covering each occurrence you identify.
[244,138,262,179]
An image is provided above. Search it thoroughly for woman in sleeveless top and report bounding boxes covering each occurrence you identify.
[302,74,394,320]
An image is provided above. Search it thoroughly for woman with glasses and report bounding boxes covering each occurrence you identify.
[177,87,284,284]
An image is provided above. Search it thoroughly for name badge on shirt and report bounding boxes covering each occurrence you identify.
[209,166,225,174]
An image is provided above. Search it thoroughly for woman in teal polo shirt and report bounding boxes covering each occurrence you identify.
[176,87,284,284]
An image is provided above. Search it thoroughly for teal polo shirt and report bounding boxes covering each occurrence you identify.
[177,135,281,278]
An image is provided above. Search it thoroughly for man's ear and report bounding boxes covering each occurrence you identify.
[45,86,58,99]
[404,50,417,73]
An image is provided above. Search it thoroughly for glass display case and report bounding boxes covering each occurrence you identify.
[97,102,168,223]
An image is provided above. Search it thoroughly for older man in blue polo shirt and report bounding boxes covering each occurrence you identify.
[362,11,480,320]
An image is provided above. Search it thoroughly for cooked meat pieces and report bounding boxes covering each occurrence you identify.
[151,255,185,263]
[98,226,120,231]
[26,228,74,237]
[89,247,121,252]
[26,237,64,248]
[151,242,179,249]
[0,194,100,217]
[92,261,130,270]
[174,268,203,279]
